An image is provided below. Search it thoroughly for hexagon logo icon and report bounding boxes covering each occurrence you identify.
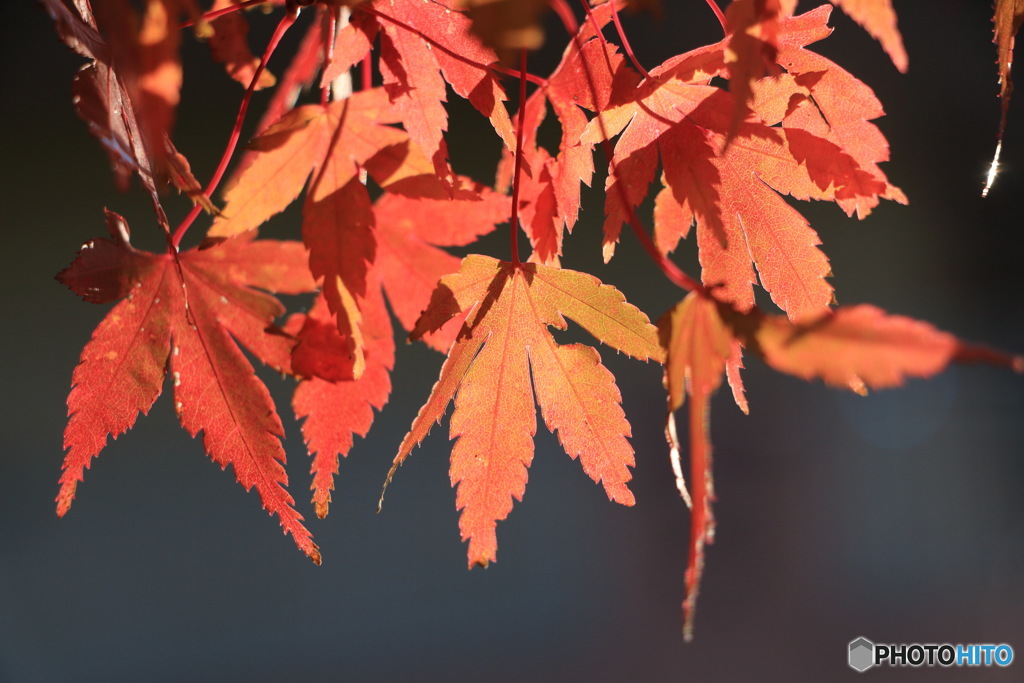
[849,637,875,672]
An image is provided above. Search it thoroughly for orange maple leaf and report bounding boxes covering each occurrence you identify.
[383,255,664,567]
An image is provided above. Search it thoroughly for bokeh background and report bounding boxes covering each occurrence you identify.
[3,1,1023,680]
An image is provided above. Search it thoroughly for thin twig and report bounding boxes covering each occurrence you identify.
[171,9,297,248]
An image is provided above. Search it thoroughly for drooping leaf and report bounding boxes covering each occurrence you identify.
[42,0,173,226]
[657,291,733,642]
[58,216,321,563]
[387,255,663,567]
[658,290,1022,641]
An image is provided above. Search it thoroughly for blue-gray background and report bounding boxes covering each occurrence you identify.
[3,1,1023,681]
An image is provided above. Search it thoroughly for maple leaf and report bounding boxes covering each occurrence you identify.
[830,0,907,72]
[290,179,507,516]
[585,7,903,319]
[57,212,321,563]
[752,6,907,218]
[722,0,794,140]
[587,83,835,319]
[291,286,395,518]
[723,304,1024,390]
[378,9,454,184]
[43,0,175,227]
[360,0,518,154]
[211,87,449,374]
[385,255,664,567]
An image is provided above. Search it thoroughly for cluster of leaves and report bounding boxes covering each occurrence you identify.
[47,0,1023,638]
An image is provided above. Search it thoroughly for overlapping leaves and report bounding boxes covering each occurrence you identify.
[48,0,1023,642]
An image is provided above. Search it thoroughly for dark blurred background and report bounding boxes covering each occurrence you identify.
[3,1,1023,681]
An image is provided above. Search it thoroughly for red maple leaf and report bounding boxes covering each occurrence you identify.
[347,0,519,155]
[288,178,508,516]
[290,286,395,518]
[43,0,174,221]
[585,7,903,320]
[57,211,321,563]
[498,1,639,263]
[211,87,449,375]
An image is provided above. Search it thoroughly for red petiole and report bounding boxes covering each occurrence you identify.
[171,8,297,249]
[178,0,265,30]
[508,48,530,267]
[549,0,702,293]
[704,0,727,35]
[361,5,548,87]
[607,0,650,79]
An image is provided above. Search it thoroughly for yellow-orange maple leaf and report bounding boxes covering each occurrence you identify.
[385,255,664,567]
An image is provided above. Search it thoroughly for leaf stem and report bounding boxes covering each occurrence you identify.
[178,0,265,30]
[509,48,530,267]
[360,5,548,86]
[321,4,339,106]
[361,53,372,91]
[553,0,702,293]
[704,0,727,35]
[607,0,650,79]
[171,8,297,249]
